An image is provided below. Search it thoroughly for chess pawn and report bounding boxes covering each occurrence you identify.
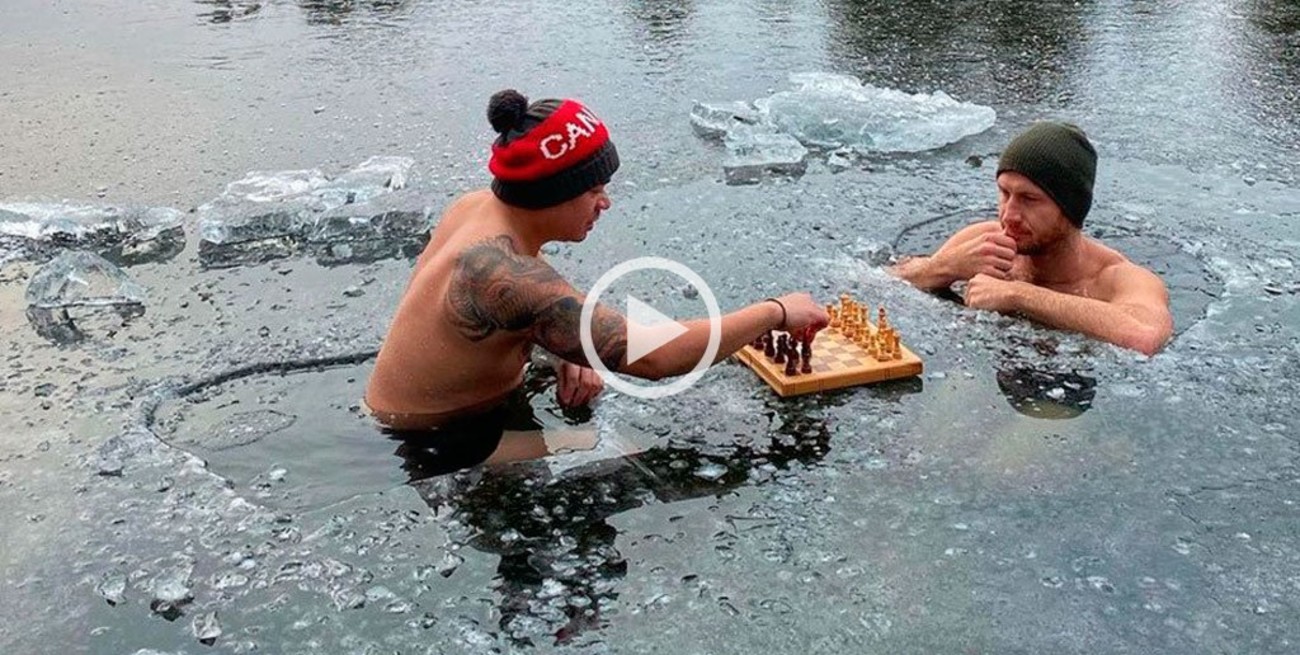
[800,354,812,374]
[891,333,902,360]
[829,308,841,329]
[784,350,799,376]
[877,307,889,332]
[839,293,851,312]
[774,334,787,363]
[763,332,776,358]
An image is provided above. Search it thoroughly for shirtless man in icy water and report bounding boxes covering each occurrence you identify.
[891,122,1173,356]
[365,90,828,444]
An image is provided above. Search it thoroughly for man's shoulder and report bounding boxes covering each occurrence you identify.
[1093,253,1168,299]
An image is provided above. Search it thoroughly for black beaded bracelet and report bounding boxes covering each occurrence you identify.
[763,297,787,330]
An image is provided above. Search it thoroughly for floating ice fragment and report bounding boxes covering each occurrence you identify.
[757,72,996,152]
[26,250,146,310]
[0,202,185,265]
[95,572,127,605]
[689,101,761,140]
[436,551,463,578]
[693,72,996,181]
[313,156,414,209]
[222,169,330,203]
[693,462,728,481]
[364,586,396,602]
[153,568,194,604]
[192,611,222,645]
[722,125,808,185]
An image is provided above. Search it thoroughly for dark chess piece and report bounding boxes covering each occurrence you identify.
[800,355,812,374]
[784,350,799,376]
[763,332,776,358]
[774,335,787,364]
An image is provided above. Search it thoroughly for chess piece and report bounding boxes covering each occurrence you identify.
[785,350,799,376]
[891,333,902,360]
[763,333,775,358]
[774,334,787,364]
[801,355,812,374]
[877,306,889,332]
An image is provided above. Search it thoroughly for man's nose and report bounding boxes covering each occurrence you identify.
[598,194,612,210]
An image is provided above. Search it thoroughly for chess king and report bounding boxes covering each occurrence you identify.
[890,121,1173,356]
[365,89,829,431]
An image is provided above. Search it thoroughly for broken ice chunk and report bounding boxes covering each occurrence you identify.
[305,189,434,266]
[689,101,761,140]
[25,251,147,309]
[312,156,415,209]
[0,202,185,265]
[757,72,996,152]
[192,611,222,645]
[24,251,147,343]
[196,197,317,268]
[722,125,809,185]
[221,169,330,203]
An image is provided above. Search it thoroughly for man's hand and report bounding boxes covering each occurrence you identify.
[556,362,604,408]
[933,227,1017,281]
[770,292,831,334]
[965,274,1026,313]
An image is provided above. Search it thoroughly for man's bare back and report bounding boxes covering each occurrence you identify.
[365,191,540,428]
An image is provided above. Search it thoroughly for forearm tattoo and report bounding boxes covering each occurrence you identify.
[445,235,628,370]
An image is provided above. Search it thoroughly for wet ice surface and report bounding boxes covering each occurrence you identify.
[3,0,1300,653]
[6,164,1292,654]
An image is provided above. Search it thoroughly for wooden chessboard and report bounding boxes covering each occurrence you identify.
[734,325,924,397]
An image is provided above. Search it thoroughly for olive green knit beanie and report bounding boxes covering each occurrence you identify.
[996,121,1097,227]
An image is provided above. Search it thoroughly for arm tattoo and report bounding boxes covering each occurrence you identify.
[445,235,628,370]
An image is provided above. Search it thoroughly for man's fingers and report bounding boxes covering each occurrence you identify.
[990,233,1017,249]
[556,366,578,406]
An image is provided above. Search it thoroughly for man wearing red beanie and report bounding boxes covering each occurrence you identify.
[365,89,828,433]
[891,122,1173,356]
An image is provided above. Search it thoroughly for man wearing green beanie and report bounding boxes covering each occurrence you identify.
[890,121,1173,356]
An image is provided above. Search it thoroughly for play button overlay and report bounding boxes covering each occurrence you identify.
[625,296,689,364]
[580,257,722,399]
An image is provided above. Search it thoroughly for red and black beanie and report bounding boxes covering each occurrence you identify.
[486,89,620,209]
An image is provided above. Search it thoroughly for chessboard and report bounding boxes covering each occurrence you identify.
[734,294,924,397]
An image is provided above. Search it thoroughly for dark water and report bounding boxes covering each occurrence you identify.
[2,1,1299,653]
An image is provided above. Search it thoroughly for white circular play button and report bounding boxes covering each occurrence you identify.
[580,256,722,399]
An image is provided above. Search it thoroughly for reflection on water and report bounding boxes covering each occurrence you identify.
[401,383,918,645]
[194,0,263,24]
[995,366,1097,419]
[194,0,412,25]
[820,0,1090,104]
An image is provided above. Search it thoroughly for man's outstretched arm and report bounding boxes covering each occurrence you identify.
[965,264,1173,355]
[445,235,801,380]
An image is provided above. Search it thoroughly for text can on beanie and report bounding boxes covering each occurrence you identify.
[486,89,620,209]
[996,121,1097,228]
